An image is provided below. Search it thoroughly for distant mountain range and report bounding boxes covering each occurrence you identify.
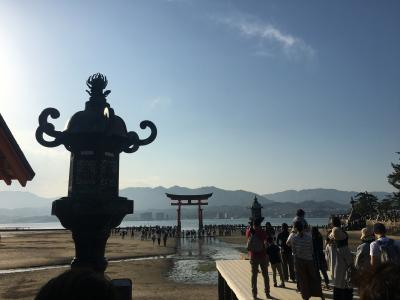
[120,186,273,211]
[0,187,391,223]
[263,189,390,205]
[0,191,54,209]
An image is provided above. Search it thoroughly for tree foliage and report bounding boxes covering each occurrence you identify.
[388,152,400,206]
[353,191,379,216]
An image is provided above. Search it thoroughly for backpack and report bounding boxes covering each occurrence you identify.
[378,239,400,265]
[247,233,264,253]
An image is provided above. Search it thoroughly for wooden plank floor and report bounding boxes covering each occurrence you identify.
[216,260,359,300]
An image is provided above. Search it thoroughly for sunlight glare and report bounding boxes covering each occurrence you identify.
[0,27,22,117]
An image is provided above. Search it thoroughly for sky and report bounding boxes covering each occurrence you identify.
[0,0,399,197]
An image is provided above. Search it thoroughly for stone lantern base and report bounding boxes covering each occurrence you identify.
[52,196,133,272]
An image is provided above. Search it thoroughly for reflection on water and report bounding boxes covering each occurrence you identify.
[168,237,241,285]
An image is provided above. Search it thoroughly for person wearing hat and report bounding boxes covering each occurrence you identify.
[355,227,375,271]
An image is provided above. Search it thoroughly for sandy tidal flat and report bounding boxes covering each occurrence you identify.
[0,230,217,300]
[0,230,175,269]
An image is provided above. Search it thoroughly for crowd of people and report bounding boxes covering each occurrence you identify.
[246,209,400,300]
[111,224,250,242]
[32,212,400,300]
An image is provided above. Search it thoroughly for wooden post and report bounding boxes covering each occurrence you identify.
[177,201,181,236]
[223,278,232,300]
[198,201,203,232]
[218,272,224,300]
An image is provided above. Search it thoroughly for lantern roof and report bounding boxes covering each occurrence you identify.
[36,73,157,154]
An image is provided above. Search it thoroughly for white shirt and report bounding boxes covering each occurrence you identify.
[370,236,400,256]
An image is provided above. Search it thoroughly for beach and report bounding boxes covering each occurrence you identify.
[1,227,399,300]
[0,230,217,300]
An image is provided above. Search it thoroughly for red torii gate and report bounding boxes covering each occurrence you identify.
[166,193,212,234]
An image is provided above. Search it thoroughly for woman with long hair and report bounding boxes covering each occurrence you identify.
[312,227,330,289]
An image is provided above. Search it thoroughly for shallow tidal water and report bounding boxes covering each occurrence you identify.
[0,235,243,286]
[168,237,242,284]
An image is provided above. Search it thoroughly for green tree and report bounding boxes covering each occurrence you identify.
[388,152,400,208]
[376,198,394,220]
[354,191,379,217]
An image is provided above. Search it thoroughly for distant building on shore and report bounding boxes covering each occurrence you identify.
[140,212,153,221]
[155,212,165,220]
[215,211,229,219]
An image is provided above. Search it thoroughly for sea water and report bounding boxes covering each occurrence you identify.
[0,217,329,230]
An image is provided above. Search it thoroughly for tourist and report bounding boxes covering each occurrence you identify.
[266,236,285,288]
[328,216,353,300]
[370,222,400,267]
[287,221,324,300]
[325,234,335,280]
[276,223,295,282]
[265,222,276,240]
[354,227,375,271]
[35,269,117,300]
[246,220,271,299]
[163,231,168,247]
[292,209,309,231]
[311,227,330,290]
[157,230,161,246]
[151,232,156,246]
[358,263,400,300]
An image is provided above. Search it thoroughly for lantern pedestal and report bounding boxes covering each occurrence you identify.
[52,196,133,272]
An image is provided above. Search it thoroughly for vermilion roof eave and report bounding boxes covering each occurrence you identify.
[0,114,35,185]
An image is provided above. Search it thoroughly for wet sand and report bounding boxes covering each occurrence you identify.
[0,259,217,300]
[0,230,176,269]
[0,231,217,299]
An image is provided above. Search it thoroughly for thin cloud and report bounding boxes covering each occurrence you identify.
[120,176,161,188]
[149,96,172,109]
[214,15,315,60]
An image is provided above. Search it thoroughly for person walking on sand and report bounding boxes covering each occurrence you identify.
[266,236,285,288]
[277,223,296,282]
[287,221,324,300]
[157,230,161,246]
[151,232,156,247]
[163,231,168,247]
[246,220,272,299]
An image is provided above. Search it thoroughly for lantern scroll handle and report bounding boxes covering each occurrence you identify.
[123,120,157,153]
[35,107,64,148]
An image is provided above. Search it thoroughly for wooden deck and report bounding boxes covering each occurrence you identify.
[216,260,359,300]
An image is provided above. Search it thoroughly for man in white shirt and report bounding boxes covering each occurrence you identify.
[370,222,400,267]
